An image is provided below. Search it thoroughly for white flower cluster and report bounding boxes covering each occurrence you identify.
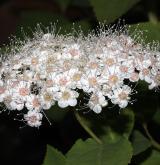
[0,27,159,127]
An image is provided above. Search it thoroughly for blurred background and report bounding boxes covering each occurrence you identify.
[0,0,160,165]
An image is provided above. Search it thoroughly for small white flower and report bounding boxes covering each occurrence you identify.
[40,91,55,110]
[10,97,25,110]
[101,65,123,89]
[129,72,139,82]
[56,88,79,108]
[24,111,42,127]
[55,72,71,89]
[118,60,135,79]
[11,81,30,101]
[68,68,82,89]
[25,94,41,111]
[136,55,152,70]
[139,68,152,83]
[62,44,81,59]
[80,70,102,93]
[88,92,108,113]
[110,85,131,108]
[149,73,160,89]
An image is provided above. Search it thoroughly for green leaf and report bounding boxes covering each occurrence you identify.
[90,0,140,23]
[121,109,135,139]
[43,145,65,165]
[71,0,90,7]
[76,109,134,143]
[129,22,160,43]
[56,0,71,10]
[140,150,160,165]
[66,137,133,165]
[152,109,160,126]
[132,130,151,156]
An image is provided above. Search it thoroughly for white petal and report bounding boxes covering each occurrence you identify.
[101,100,108,107]
[16,103,24,111]
[10,101,17,110]
[58,100,68,108]
[111,97,118,104]
[0,95,4,102]
[93,105,102,113]
[42,103,52,110]
[82,85,89,92]
[69,99,77,106]
[144,76,152,83]
[119,101,128,108]
[25,103,33,111]
[80,78,88,85]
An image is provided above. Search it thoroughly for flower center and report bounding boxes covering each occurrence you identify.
[32,98,40,108]
[63,60,71,70]
[46,66,54,73]
[47,57,56,65]
[62,91,71,100]
[155,74,160,84]
[19,88,29,96]
[4,96,12,104]
[72,73,81,81]
[0,87,5,94]
[142,68,149,76]
[118,92,128,100]
[89,62,98,69]
[27,116,38,123]
[69,49,79,57]
[90,95,99,104]
[105,58,114,66]
[89,77,97,86]
[108,75,118,84]
[59,78,68,86]
[31,57,39,65]
[44,93,53,102]
[46,80,54,87]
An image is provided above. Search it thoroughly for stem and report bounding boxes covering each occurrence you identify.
[143,123,160,150]
[74,111,102,144]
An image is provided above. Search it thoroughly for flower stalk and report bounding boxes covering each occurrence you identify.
[143,123,160,151]
[74,110,102,144]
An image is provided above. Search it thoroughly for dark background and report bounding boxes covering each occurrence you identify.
[0,0,160,165]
